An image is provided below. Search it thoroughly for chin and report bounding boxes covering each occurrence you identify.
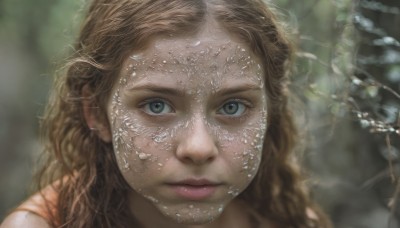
[158,204,225,225]
[171,213,219,225]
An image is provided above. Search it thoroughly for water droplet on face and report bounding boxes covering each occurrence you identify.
[175,213,182,223]
[130,54,142,61]
[119,77,127,85]
[132,71,137,77]
[153,131,168,143]
[138,152,152,160]
[145,195,159,204]
[227,186,240,197]
[193,40,201,47]
[123,159,130,170]
[163,60,167,64]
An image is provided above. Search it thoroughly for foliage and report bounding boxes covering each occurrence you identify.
[272,0,400,227]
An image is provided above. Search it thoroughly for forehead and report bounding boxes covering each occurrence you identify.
[120,29,264,88]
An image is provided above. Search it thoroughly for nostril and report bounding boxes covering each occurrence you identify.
[180,153,216,165]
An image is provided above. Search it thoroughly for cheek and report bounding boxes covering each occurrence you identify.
[217,116,267,187]
[112,117,172,169]
[111,113,186,190]
[111,125,168,192]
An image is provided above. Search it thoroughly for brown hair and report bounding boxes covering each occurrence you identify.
[36,0,331,227]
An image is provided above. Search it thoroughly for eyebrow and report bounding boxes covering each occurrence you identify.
[126,84,186,97]
[125,83,262,97]
[214,83,263,96]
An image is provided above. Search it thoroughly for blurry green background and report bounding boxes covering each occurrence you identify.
[0,0,399,227]
[0,0,83,219]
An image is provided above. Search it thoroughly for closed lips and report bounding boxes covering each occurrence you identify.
[166,179,222,200]
[168,179,221,186]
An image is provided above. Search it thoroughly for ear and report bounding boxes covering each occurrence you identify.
[82,84,112,143]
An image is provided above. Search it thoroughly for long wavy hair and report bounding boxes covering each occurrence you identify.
[35,0,331,227]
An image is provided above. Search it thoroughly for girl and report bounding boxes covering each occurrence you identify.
[1,0,331,227]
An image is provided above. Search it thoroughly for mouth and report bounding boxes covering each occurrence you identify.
[166,179,222,201]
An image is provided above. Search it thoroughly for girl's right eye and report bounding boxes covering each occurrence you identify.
[142,99,173,115]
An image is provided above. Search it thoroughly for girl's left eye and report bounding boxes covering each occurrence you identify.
[143,100,173,115]
[217,101,247,117]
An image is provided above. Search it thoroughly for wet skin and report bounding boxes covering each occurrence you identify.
[106,24,268,228]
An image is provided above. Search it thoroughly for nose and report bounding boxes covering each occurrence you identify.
[176,117,218,165]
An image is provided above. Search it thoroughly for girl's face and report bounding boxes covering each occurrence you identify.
[106,26,268,225]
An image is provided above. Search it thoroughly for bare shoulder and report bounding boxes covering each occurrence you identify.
[1,211,50,228]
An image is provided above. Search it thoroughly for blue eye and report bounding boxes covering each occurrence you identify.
[143,100,173,115]
[218,101,246,116]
